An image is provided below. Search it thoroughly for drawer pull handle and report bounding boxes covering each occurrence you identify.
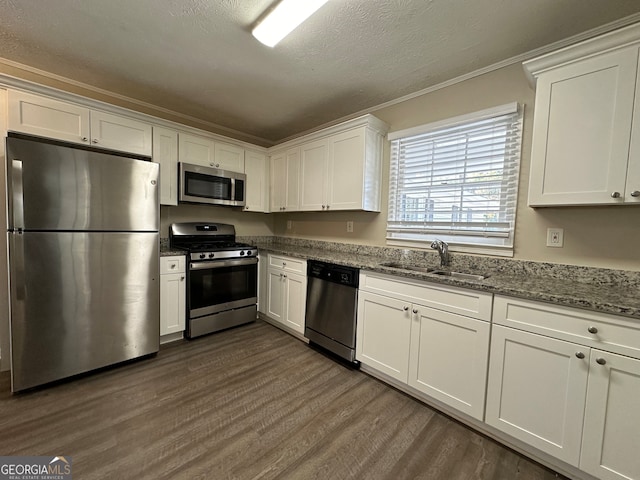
[170,264,176,269]
[596,357,607,366]
[575,352,585,359]
[588,326,598,334]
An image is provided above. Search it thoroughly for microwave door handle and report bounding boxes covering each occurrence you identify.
[189,257,258,270]
[10,159,25,230]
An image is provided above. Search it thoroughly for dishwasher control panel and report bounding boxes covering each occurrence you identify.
[307,261,359,288]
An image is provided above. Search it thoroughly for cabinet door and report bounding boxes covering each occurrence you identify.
[299,139,328,211]
[356,291,411,382]
[327,127,366,210]
[626,47,640,204]
[244,150,268,212]
[8,90,90,145]
[270,152,286,211]
[153,127,179,206]
[160,272,185,336]
[485,325,589,466]
[528,46,639,206]
[267,269,285,323]
[284,148,300,211]
[581,350,640,480]
[283,272,306,334]
[408,305,490,420]
[179,133,216,167]
[214,142,245,172]
[90,111,152,156]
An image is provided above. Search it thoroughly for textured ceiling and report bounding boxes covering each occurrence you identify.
[1,0,640,145]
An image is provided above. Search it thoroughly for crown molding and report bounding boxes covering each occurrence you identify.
[0,58,272,150]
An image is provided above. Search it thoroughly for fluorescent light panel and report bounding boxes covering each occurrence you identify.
[252,0,329,47]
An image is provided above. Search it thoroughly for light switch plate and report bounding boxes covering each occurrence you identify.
[546,228,564,247]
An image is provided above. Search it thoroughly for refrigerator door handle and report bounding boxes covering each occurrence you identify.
[10,159,25,230]
[10,233,26,301]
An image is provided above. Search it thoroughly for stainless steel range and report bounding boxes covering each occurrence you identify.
[170,222,258,338]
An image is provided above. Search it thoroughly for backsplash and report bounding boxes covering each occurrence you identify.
[238,236,640,289]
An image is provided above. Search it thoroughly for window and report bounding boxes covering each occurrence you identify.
[387,103,523,256]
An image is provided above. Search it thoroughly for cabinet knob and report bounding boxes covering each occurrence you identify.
[588,326,598,334]
[282,274,287,279]
[403,306,409,311]
[575,352,585,359]
[81,137,88,142]
[412,308,418,314]
[180,276,185,281]
[611,191,621,198]
[209,162,214,166]
[631,190,640,197]
[596,357,607,365]
[216,163,220,168]
[326,205,330,210]
[92,139,98,144]
[170,264,176,269]
[322,205,326,209]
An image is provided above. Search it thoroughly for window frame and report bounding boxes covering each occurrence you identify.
[386,103,524,257]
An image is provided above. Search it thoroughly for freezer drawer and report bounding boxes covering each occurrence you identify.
[9,232,159,391]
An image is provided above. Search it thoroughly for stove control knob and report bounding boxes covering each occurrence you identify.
[209,253,215,258]
[240,250,245,256]
[246,251,252,256]
[199,254,206,259]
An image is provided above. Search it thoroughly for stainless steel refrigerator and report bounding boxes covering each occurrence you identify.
[6,135,160,392]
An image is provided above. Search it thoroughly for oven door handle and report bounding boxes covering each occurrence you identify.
[189,257,258,270]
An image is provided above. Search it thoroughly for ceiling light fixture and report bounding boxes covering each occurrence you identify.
[252,0,329,47]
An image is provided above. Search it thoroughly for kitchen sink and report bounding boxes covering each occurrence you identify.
[429,270,489,281]
[378,262,438,274]
[379,262,488,281]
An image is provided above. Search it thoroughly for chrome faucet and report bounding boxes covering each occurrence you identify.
[430,239,450,267]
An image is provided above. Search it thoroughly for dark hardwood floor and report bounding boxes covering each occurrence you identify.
[0,320,565,480]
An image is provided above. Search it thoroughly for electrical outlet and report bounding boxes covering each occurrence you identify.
[546,228,564,248]
[346,221,354,233]
[287,220,292,230]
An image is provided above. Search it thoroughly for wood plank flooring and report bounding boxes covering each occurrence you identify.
[0,320,565,480]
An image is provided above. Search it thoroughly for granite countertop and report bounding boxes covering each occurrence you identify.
[160,248,187,257]
[253,241,640,320]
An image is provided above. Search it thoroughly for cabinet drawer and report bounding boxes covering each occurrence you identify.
[360,271,492,321]
[268,254,306,274]
[160,255,185,274]
[493,295,640,359]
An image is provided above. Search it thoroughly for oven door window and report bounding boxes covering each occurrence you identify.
[185,171,232,200]
[190,263,257,311]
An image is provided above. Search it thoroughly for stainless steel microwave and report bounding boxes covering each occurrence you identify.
[178,162,246,207]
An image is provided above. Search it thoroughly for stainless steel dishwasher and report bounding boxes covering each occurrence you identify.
[304,260,360,365]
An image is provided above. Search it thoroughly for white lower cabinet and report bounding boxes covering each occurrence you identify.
[160,256,186,338]
[264,254,307,334]
[408,306,490,420]
[580,350,640,480]
[487,295,640,480]
[356,271,492,421]
[356,291,412,382]
[485,325,589,465]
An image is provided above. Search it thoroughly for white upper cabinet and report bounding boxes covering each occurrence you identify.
[90,110,152,156]
[525,24,640,206]
[270,148,300,212]
[299,139,329,211]
[178,133,244,173]
[152,126,179,206]
[244,150,269,212]
[269,115,388,213]
[328,126,382,211]
[214,141,245,172]
[8,90,152,156]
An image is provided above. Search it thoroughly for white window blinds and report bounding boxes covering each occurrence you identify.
[387,103,523,253]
